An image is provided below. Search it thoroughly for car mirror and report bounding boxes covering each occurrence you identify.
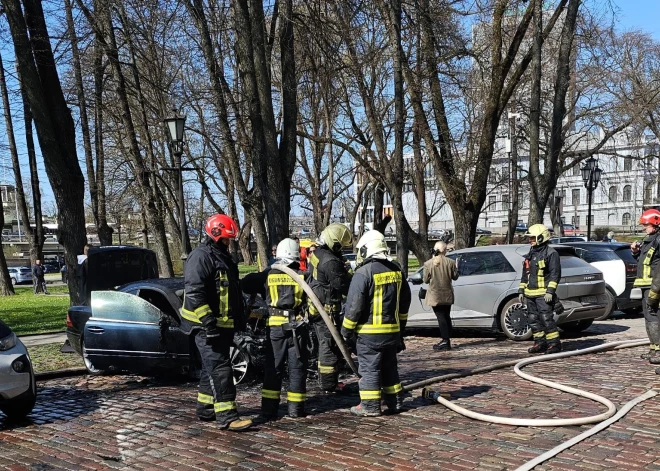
[408,274,423,285]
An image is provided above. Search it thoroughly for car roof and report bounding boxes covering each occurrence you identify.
[560,242,630,251]
[118,277,184,292]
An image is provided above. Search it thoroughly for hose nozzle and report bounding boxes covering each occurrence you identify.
[422,388,450,401]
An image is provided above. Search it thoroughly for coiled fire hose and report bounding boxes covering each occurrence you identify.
[272,264,360,377]
[409,338,658,470]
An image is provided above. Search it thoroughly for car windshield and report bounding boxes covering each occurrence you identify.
[576,249,620,263]
[614,247,637,263]
[559,255,591,268]
[19,268,31,274]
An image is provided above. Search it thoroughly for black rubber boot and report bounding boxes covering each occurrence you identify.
[350,400,381,417]
[656,367,660,375]
[528,340,548,354]
[640,349,658,360]
[433,340,451,352]
[545,341,562,355]
[287,402,306,419]
[649,354,660,365]
[383,394,405,415]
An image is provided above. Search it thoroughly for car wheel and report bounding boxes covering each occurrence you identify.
[1,367,36,420]
[230,344,250,385]
[82,340,105,376]
[499,298,533,341]
[595,289,616,321]
[560,319,594,334]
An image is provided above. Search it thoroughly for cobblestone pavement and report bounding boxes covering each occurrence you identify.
[2,316,659,470]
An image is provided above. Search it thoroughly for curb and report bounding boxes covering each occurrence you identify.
[36,368,87,381]
[19,331,67,339]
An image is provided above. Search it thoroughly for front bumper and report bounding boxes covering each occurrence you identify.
[0,342,33,401]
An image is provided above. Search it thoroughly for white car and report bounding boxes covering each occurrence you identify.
[0,320,36,420]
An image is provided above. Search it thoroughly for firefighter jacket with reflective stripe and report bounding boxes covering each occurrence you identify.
[308,246,351,315]
[265,264,306,327]
[633,232,660,290]
[181,240,242,331]
[518,244,561,298]
[341,258,412,348]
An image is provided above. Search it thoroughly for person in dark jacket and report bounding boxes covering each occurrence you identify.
[519,224,562,355]
[341,230,412,417]
[32,260,48,295]
[181,214,253,432]
[76,244,91,305]
[260,238,311,420]
[632,209,660,372]
[423,241,459,351]
[308,223,354,392]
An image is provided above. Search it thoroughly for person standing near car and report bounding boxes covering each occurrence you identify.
[181,214,253,431]
[423,241,459,352]
[631,209,660,370]
[308,223,353,393]
[519,224,562,355]
[31,260,48,295]
[341,230,411,416]
[260,238,311,421]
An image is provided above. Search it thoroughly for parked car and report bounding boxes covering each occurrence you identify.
[476,228,492,235]
[7,267,32,286]
[515,224,528,233]
[550,236,588,243]
[559,242,641,318]
[343,253,357,271]
[0,320,37,420]
[406,245,608,340]
[42,263,60,274]
[563,224,582,236]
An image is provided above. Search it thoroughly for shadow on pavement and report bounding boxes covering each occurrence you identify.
[565,323,629,338]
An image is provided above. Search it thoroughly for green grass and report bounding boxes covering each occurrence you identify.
[28,343,83,373]
[1,285,70,336]
[239,263,258,276]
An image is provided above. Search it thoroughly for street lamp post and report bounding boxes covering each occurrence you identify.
[164,112,191,260]
[581,156,603,241]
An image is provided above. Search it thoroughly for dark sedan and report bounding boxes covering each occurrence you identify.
[66,278,264,384]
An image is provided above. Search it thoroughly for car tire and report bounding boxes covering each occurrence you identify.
[595,289,616,321]
[1,367,36,420]
[560,319,594,334]
[499,298,533,341]
[230,344,250,385]
[81,340,105,376]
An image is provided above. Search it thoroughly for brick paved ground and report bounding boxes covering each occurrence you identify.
[1,316,659,470]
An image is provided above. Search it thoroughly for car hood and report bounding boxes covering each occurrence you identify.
[0,319,13,339]
[85,246,159,299]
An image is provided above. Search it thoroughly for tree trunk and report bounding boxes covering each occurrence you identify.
[3,0,87,303]
[527,0,544,226]
[238,220,254,265]
[506,114,519,244]
[0,187,15,295]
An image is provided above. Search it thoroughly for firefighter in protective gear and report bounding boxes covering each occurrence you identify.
[260,238,312,420]
[519,224,562,355]
[341,230,412,416]
[182,214,253,431]
[308,223,353,392]
[631,209,660,372]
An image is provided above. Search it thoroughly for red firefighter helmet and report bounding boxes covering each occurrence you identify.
[639,209,660,226]
[205,214,239,241]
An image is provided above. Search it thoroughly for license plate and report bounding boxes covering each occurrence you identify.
[581,296,598,304]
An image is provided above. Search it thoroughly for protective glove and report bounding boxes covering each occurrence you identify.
[544,292,553,303]
[397,337,406,353]
[518,293,525,304]
[343,333,357,354]
[205,325,222,345]
[648,294,659,310]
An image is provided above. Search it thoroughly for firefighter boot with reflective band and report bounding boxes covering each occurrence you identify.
[647,323,660,364]
[288,402,306,419]
[545,341,562,354]
[640,349,658,360]
[219,417,254,432]
[528,338,547,354]
[656,366,660,375]
[350,400,381,417]
[383,394,404,415]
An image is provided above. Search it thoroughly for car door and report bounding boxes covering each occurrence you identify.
[448,251,518,328]
[83,291,169,372]
[406,268,436,327]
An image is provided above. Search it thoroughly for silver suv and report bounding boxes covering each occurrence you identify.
[407,245,607,340]
[0,320,36,420]
[8,267,33,285]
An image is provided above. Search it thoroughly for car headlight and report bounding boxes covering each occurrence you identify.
[0,332,17,351]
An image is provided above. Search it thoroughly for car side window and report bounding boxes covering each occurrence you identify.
[456,252,515,276]
[90,291,161,324]
[139,289,180,324]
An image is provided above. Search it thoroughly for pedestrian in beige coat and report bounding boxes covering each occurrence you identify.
[423,241,459,351]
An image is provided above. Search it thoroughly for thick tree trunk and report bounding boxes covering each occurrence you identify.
[0,188,15,295]
[3,0,87,303]
[527,0,544,226]
[238,220,254,265]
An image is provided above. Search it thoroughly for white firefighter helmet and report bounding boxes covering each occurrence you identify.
[356,230,388,265]
[276,238,300,265]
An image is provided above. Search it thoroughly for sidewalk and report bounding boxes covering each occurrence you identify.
[20,332,67,347]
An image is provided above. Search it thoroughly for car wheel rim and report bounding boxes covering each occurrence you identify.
[504,303,530,338]
[229,346,249,385]
[82,344,99,373]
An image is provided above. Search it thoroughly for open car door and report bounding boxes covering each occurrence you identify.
[83,291,175,373]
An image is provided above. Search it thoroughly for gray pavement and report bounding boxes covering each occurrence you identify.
[20,332,67,347]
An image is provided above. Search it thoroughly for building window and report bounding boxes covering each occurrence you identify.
[488,170,497,184]
[572,189,580,206]
[624,157,632,171]
[645,184,653,204]
[622,213,631,226]
[608,186,617,203]
[623,185,632,202]
[488,195,496,210]
[502,194,510,211]
[572,164,580,176]
[572,215,580,226]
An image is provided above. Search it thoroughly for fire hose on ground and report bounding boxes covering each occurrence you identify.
[273,265,658,469]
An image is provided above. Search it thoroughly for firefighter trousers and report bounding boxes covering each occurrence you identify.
[313,317,342,391]
[194,330,240,426]
[261,324,309,417]
[642,290,660,349]
[356,337,402,412]
[526,296,560,344]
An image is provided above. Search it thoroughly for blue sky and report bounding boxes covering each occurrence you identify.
[614,0,660,39]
